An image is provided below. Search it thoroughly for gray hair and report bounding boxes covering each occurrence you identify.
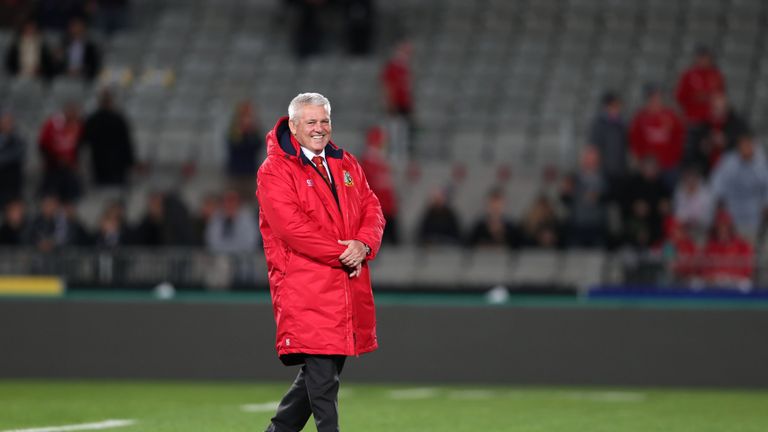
[288,92,331,122]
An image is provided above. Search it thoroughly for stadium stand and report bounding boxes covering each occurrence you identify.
[1,0,767,292]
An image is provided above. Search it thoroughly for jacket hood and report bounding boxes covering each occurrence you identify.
[266,116,344,162]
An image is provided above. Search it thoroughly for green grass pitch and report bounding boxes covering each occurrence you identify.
[1,381,767,431]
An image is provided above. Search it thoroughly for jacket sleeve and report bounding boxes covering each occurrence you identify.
[257,160,346,268]
[350,156,386,261]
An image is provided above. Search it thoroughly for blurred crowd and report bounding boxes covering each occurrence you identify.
[2,0,132,83]
[405,46,763,288]
[0,85,265,253]
[1,2,765,287]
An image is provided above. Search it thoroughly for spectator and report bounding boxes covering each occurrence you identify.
[38,101,84,202]
[344,0,375,56]
[621,157,670,248]
[93,200,129,248]
[28,194,68,251]
[701,210,753,289]
[622,197,659,250]
[710,132,768,241]
[673,168,713,235]
[662,218,699,283]
[36,0,86,31]
[291,0,328,58]
[59,201,90,245]
[468,187,519,248]
[226,100,263,199]
[629,84,686,187]
[192,193,219,246]
[205,190,258,254]
[58,17,102,81]
[0,199,30,245]
[418,188,462,246]
[589,91,628,188]
[131,192,165,246]
[90,0,130,36]
[4,20,56,81]
[361,126,399,245]
[0,111,25,208]
[520,194,561,248]
[683,92,749,174]
[381,40,414,159]
[675,46,725,125]
[132,191,195,246]
[560,146,607,248]
[82,89,135,187]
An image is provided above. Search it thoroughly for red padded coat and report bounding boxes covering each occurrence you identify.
[256,117,385,364]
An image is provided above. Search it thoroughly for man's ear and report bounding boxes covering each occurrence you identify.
[288,120,297,135]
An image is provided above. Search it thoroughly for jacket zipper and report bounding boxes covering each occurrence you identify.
[344,274,357,356]
[337,164,357,357]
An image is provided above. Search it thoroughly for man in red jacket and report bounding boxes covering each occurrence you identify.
[257,93,385,432]
[629,85,685,186]
[675,46,725,125]
[38,101,84,202]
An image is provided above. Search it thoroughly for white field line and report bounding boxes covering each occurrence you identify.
[240,401,280,413]
[447,389,497,399]
[560,391,647,403]
[388,387,440,400]
[2,419,136,432]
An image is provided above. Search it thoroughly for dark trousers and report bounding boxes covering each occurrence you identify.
[266,355,346,432]
[40,166,82,203]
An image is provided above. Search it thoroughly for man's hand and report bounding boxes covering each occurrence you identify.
[338,239,367,268]
[348,263,362,278]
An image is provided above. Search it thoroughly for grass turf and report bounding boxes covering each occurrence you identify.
[1,381,767,431]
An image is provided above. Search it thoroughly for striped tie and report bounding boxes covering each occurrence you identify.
[312,156,331,185]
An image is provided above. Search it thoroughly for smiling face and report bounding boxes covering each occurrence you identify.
[289,104,331,155]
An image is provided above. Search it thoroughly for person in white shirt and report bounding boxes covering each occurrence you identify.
[4,20,55,80]
[205,190,258,254]
[673,168,713,235]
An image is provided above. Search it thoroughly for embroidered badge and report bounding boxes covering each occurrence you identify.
[306,179,314,187]
[343,171,354,187]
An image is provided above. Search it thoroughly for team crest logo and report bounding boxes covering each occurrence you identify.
[306,179,314,187]
[343,171,354,187]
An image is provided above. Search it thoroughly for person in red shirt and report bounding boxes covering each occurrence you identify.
[361,126,399,244]
[675,46,726,125]
[382,40,413,116]
[38,101,83,202]
[702,209,754,290]
[662,217,700,283]
[381,39,414,159]
[629,85,686,186]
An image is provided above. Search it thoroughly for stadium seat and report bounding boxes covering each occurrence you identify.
[557,250,607,292]
[414,247,466,288]
[509,249,560,286]
[462,248,513,288]
[370,247,418,288]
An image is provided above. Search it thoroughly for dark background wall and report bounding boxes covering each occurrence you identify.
[2,300,767,387]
